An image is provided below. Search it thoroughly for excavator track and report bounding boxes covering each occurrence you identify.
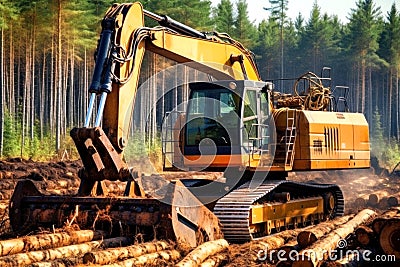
[213,180,344,243]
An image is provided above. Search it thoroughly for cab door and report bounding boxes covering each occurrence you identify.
[241,87,272,169]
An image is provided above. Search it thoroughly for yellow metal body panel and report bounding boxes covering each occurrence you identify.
[292,110,370,170]
[183,155,246,168]
[251,197,324,224]
[149,32,260,81]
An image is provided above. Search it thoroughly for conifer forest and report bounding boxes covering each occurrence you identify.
[0,0,399,169]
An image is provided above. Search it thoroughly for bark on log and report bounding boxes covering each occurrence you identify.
[297,215,353,248]
[379,219,400,259]
[0,229,106,256]
[353,197,366,208]
[83,240,171,264]
[274,239,299,267]
[176,239,229,267]
[199,253,229,267]
[29,257,79,267]
[0,171,14,179]
[292,209,376,267]
[30,262,67,267]
[0,236,130,266]
[371,207,400,234]
[226,226,314,266]
[322,249,368,267]
[101,250,181,267]
[355,225,374,246]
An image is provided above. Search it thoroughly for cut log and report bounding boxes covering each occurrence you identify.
[101,250,181,267]
[371,207,400,234]
[379,219,400,259]
[322,249,368,267]
[355,225,374,246]
[377,197,389,210]
[367,191,389,207]
[353,197,366,208]
[388,196,399,207]
[292,209,376,267]
[176,239,229,267]
[274,239,299,267]
[199,253,229,267]
[226,226,314,266]
[30,262,67,267]
[0,236,130,266]
[83,240,171,264]
[0,229,106,256]
[29,258,79,267]
[297,215,353,248]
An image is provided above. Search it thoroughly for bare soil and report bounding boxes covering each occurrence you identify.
[0,159,399,266]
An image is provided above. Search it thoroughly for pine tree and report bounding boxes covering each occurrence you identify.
[213,0,235,36]
[266,0,288,79]
[346,0,382,118]
[0,0,18,157]
[378,4,400,140]
[233,0,256,48]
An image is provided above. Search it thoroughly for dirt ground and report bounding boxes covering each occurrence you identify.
[0,159,399,266]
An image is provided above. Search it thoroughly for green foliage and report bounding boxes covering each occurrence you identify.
[233,0,257,47]
[0,0,19,29]
[370,109,385,159]
[1,111,59,161]
[123,132,162,171]
[213,0,235,35]
[346,0,382,60]
[144,0,213,30]
[370,109,400,170]
[2,111,20,157]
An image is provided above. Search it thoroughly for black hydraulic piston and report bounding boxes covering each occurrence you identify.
[89,18,115,93]
[144,9,207,39]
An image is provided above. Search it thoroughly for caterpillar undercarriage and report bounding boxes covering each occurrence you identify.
[9,2,370,247]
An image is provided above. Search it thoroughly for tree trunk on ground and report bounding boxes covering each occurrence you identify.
[0,229,106,256]
[371,207,400,234]
[199,253,229,267]
[227,226,314,266]
[292,209,376,267]
[83,240,171,264]
[355,225,374,246]
[297,215,353,248]
[379,219,400,259]
[0,236,130,266]
[176,239,229,267]
[367,190,389,207]
[99,250,181,267]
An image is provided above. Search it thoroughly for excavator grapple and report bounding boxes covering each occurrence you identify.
[9,2,370,247]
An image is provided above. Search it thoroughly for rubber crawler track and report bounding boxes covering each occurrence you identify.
[213,180,344,243]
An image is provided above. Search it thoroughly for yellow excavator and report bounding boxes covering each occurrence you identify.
[9,2,370,246]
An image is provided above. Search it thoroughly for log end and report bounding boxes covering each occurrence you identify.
[379,220,400,259]
[297,231,317,249]
[83,252,95,264]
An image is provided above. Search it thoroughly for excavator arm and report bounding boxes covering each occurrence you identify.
[72,2,260,195]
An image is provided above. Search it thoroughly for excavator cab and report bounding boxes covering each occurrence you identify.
[163,80,276,173]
